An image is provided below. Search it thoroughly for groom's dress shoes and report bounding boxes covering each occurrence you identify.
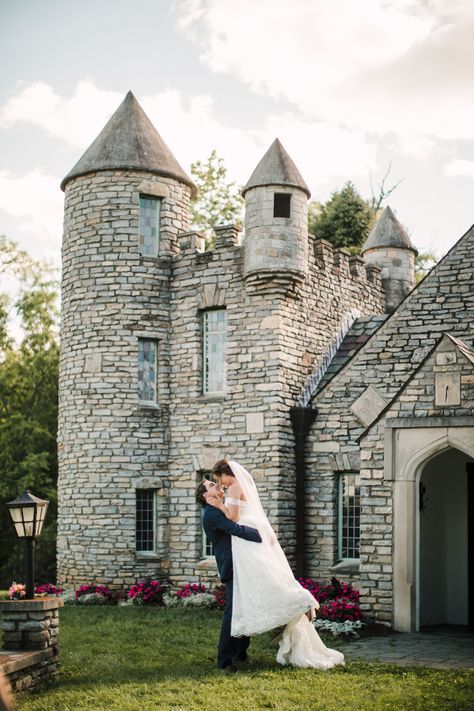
[223,664,239,674]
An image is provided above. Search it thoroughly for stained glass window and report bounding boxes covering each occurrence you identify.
[139,195,160,257]
[136,489,155,552]
[202,310,227,393]
[138,339,157,403]
[338,473,361,560]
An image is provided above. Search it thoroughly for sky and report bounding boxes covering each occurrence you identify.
[1,0,474,274]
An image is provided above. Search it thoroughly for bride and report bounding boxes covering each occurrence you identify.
[207,459,344,669]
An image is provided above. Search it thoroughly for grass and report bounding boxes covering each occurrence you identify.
[13,606,474,711]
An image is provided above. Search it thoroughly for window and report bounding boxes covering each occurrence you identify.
[139,195,160,257]
[338,473,361,560]
[138,339,157,404]
[200,473,213,558]
[136,489,156,552]
[202,309,227,393]
[273,193,291,218]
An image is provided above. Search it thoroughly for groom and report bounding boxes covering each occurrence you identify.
[195,479,262,672]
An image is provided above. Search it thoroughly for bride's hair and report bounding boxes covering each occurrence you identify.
[211,459,234,479]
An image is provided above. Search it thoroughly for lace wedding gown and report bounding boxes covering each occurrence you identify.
[228,461,344,670]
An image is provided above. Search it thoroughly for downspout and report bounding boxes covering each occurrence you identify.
[289,405,318,578]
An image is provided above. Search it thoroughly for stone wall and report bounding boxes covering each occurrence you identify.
[308,225,474,621]
[167,228,385,583]
[58,169,191,587]
[0,598,63,693]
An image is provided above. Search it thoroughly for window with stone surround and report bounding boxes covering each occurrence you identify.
[202,309,227,393]
[273,193,291,218]
[138,338,157,404]
[136,489,156,552]
[338,472,361,560]
[139,195,161,257]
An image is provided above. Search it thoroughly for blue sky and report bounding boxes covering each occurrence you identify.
[1,0,473,270]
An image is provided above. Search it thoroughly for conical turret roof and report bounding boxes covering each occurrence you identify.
[361,206,418,255]
[242,138,310,198]
[61,91,196,195]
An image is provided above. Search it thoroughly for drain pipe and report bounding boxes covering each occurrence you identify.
[290,406,318,579]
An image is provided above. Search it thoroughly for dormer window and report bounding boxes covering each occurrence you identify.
[139,195,161,257]
[273,193,291,218]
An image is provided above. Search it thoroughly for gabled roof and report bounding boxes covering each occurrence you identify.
[357,333,474,441]
[242,138,311,198]
[314,315,388,395]
[61,91,196,195]
[361,206,418,255]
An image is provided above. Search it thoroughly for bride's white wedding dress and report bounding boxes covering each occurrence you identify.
[227,460,344,670]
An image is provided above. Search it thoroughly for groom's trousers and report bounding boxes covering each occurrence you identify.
[218,578,250,668]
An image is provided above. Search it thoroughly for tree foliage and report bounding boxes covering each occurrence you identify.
[308,182,378,253]
[0,236,59,588]
[190,150,244,246]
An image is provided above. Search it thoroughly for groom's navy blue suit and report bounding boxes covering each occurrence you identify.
[202,503,262,668]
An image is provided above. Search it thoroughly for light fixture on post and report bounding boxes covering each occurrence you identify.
[6,491,49,599]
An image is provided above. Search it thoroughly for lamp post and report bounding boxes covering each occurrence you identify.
[6,491,49,599]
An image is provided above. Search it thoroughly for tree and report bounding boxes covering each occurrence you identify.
[0,236,59,588]
[415,252,438,283]
[190,150,244,247]
[308,182,377,253]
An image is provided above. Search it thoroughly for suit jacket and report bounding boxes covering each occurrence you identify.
[202,504,262,583]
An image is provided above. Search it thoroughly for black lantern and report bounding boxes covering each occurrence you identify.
[7,491,49,599]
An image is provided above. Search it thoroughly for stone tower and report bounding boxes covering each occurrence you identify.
[361,205,417,312]
[242,138,311,292]
[57,91,195,586]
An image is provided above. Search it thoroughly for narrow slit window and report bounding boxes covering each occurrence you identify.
[139,195,161,257]
[136,489,156,552]
[202,309,227,393]
[338,472,361,560]
[273,193,291,218]
[138,338,157,404]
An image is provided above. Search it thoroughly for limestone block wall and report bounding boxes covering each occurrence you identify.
[363,246,416,312]
[358,338,474,622]
[166,227,385,583]
[308,225,474,619]
[58,170,191,587]
[244,185,308,280]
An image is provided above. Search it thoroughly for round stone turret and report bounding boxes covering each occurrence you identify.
[242,138,310,290]
[58,91,195,587]
[361,206,417,313]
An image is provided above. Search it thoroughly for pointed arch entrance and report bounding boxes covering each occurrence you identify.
[388,421,474,632]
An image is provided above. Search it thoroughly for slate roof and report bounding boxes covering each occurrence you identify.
[242,138,311,198]
[361,206,418,255]
[314,315,388,395]
[61,91,196,195]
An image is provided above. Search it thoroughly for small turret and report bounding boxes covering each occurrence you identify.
[361,206,417,312]
[242,139,310,291]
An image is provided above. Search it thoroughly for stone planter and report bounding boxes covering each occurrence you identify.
[0,597,64,693]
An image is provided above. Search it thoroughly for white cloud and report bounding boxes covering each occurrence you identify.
[173,0,474,149]
[0,82,378,198]
[0,169,63,263]
[444,159,474,178]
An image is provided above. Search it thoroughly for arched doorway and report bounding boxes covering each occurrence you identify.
[418,448,473,629]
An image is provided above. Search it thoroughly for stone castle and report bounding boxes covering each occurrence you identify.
[58,91,474,632]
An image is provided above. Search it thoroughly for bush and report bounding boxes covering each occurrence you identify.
[163,582,225,610]
[297,577,363,624]
[75,585,114,605]
[128,580,164,605]
[35,582,64,596]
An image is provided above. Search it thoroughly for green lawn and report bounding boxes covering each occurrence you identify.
[15,606,474,711]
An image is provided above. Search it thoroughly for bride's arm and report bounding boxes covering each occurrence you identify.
[206,495,240,522]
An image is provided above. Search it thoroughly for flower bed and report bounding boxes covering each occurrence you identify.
[75,584,114,605]
[297,577,364,636]
[127,580,164,605]
[163,583,225,609]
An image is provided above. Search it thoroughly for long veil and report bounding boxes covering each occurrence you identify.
[228,460,276,544]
